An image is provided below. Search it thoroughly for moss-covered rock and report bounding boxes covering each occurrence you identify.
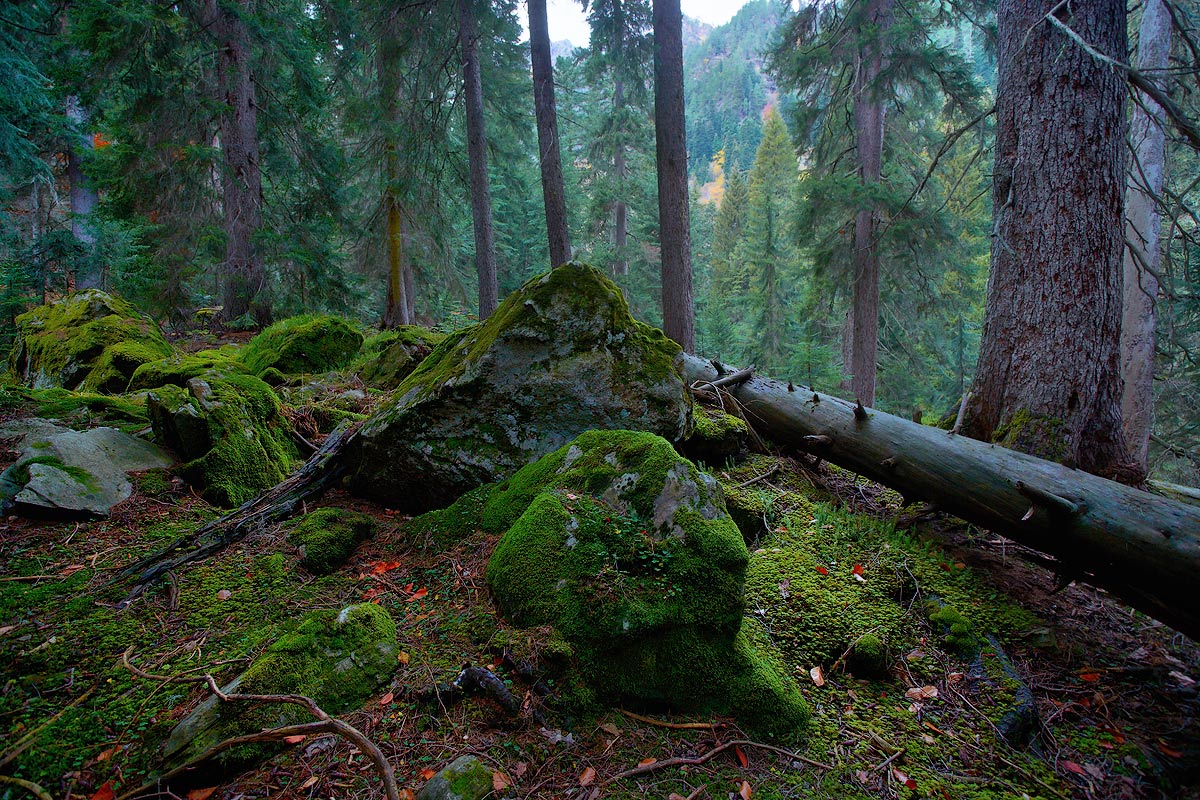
[147,372,297,507]
[288,508,376,575]
[161,603,397,768]
[8,290,173,393]
[128,351,249,392]
[416,755,494,800]
[678,404,749,466]
[347,263,691,513]
[356,326,445,390]
[239,314,364,377]
[483,430,807,735]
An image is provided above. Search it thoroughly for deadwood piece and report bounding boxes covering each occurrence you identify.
[111,421,360,607]
[606,738,832,782]
[679,354,1200,641]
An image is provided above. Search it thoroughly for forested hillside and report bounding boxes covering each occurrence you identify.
[2,1,1200,799]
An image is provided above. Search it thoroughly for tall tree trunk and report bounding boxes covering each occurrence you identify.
[1121,0,1170,473]
[528,0,572,269]
[380,14,410,329]
[963,0,1135,481]
[65,95,101,289]
[457,0,498,319]
[652,0,695,352]
[846,0,892,408]
[207,0,267,325]
[613,79,629,277]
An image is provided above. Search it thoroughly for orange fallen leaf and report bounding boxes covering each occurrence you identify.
[1062,760,1087,776]
[492,771,510,790]
[398,791,415,800]
[1079,670,1101,683]
[1158,741,1184,758]
[816,566,829,575]
[735,743,748,768]
[579,766,596,786]
[398,651,410,665]
[512,762,528,778]
[283,734,306,744]
[637,757,657,766]
[91,783,115,800]
[420,768,437,780]
[95,745,120,762]
[891,768,917,789]
[810,665,825,686]
[904,685,938,701]
[370,560,402,575]
[851,563,864,576]
[299,776,320,790]
[738,780,753,799]
[379,691,394,705]
[408,587,428,602]
[186,789,216,800]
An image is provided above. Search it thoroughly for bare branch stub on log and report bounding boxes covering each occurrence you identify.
[678,354,1200,641]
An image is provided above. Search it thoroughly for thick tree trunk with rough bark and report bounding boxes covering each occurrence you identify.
[457,0,498,319]
[846,0,892,408]
[964,0,1135,481]
[1122,0,1170,473]
[207,0,266,325]
[529,0,572,268]
[380,15,411,329]
[653,0,695,352]
[680,355,1200,641]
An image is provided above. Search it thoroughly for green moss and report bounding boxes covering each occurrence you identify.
[679,404,749,466]
[847,632,889,678]
[9,290,173,393]
[239,314,364,377]
[5,454,99,492]
[18,387,149,431]
[127,352,247,392]
[929,601,982,656]
[288,507,376,574]
[355,326,446,390]
[404,484,491,549]
[147,372,297,507]
[993,408,1068,462]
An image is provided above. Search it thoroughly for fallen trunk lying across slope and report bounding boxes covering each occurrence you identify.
[679,354,1200,642]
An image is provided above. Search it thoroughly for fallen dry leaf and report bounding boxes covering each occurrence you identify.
[668,794,689,800]
[397,651,410,665]
[1158,741,1184,758]
[851,563,864,576]
[398,790,415,800]
[810,665,825,686]
[407,586,428,602]
[420,768,437,780]
[186,789,217,800]
[216,589,232,600]
[738,779,753,799]
[599,722,620,736]
[283,734,306,744]
[95,745,120,762]
[492,771,510,790]
[735,744,748,768]
[90,783,115,800]
[379,691,394,705]
[638,757,657,766]
[1062,760,1087,776]
[904,685,938,701]
[816,566,829,575]
[512,762,528,779]
[1079,670,1101,683]
[579,766,597,786]
[891,768,917,789]
[299,776,319,790]
[0,624,16,636]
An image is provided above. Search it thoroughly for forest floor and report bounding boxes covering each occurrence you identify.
[1,370,1198,800]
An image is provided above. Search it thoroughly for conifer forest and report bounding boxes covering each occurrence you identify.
[1,2,1200,800]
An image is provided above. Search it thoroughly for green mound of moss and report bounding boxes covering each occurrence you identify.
[8,290,173,393]
[128,350,248,391]
[356,326,446,390]
[678,404,749,466]
[147,372,297,507]
[288,507,376,574]
[483,429,808,735]
[162,603,397,768]
[239,314,364,377]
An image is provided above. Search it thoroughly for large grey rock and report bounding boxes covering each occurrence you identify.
[0,419,171,517]
[346,263,690,512]
[415,756,494,800]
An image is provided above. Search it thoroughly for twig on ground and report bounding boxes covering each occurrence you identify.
[0,774,53,800]
[606,738,833,782]
[617,709,724,730]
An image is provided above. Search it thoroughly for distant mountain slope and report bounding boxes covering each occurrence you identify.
[684,0,783,178]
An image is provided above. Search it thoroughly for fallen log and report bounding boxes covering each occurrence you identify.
[679,354,1200,642]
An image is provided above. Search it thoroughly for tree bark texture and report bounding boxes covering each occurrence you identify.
[680,354,1200,642]
[207,0,267,325]
[380,13,411,329]
[847,0,892,408]
[457,0,499,319]
[65,95,100,289]
[964,0,1134,481]
[528,0,572,269]
[1121,0,1170,473]
[653,0,695,353]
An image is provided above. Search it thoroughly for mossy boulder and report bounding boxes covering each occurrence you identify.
[483,429,808,734]
[239,314,364,377]
[288,508,376,575]
[678,404,750,466]
[8,290,173,393]
[347,263,691,513]
[128,350,249,392]
[356,326,446,390]
[147,372,297,507]
[161,603,397,768]
[416,755,494,800]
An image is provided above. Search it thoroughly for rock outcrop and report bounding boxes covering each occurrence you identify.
[347,263,691,512]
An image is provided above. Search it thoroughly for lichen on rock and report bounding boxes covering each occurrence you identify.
[147,371,297,507]
[8,290,173,393]
[239,314,364,377]
[347,263,691,513]
[482,429,808,735]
